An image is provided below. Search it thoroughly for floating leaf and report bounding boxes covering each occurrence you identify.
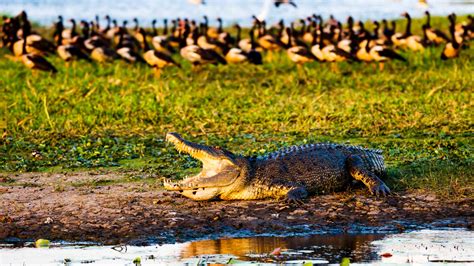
[381,252,393,258]
[133,256,141,265]
[340,257,350,266]
[270,247,282,256]
[285,259,329,265]
[35,239,50,248]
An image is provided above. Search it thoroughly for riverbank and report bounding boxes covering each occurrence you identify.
[1,171,472,245]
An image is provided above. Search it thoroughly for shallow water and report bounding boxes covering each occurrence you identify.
[1,0,474,27]
[1,229,473,265]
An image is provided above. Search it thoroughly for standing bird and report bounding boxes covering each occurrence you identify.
[20,29,57,73]
[392,13,424,52]
[423,11,449,45]
[369,44,406,70]
[285,27,316,65]
[441,14,461,60]
[180,24,227,66]
[140,28,180,76]
[225,26,262,65]
[55,20,90,63]
[116,27,145,64]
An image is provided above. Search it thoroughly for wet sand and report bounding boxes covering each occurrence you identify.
[0,171,472,245]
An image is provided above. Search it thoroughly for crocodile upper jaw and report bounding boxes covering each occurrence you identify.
[163,132,241,199]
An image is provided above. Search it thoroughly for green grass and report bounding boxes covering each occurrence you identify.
[1,17,473,198]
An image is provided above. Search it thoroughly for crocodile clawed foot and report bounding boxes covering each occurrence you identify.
[284,187,308,206]
[284,197,305,206]
[370,182,391,197]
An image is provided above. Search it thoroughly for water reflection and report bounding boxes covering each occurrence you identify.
[182,234,384,263]
[0,230,472,265]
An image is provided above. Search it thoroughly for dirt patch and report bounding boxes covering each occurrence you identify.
[0,171,472,245]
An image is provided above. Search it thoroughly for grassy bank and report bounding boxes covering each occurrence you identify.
[1,17,473,198]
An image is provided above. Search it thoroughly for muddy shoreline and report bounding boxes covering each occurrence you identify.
[0,171,472,245]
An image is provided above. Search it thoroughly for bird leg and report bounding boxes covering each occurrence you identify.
[378,62,385,71]
[191,64,202,72]
[153,68,162,78]
[296,64,306,77]
[266,51,273,62]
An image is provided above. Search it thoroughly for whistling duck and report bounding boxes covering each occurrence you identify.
[90,46,116,63]
[257,21,281,51]
[451,13,472,45]
[302,17,315,44]
[310,27,325,61]
[152,20,175,56]
[87,22,117,64]
[13,34,55,56]
[369,44,406,70]
[94,15,101,32]
[61,19,78,43]
[285,27,316,64]
[20,30,57,73]
[441,14,461,60]
[225,47,248,64]
[84,20,110,51]
[463,15,474,39]
[246,29,263,65]
[132,18,146,47]
[180,24,227,66]
[196,21,227,54]
[381,19,396,45]
[321,44,353,62]
[392,13,424,51]
[204,16,219,39]
[288,22,308,47]
[52,16,64,43]
[100,15,111,36]
[235,24,250,52]
[143,29,180,76]
[13,13,55,56]
[355,21,370,41]
[116,27,145,63]
[370,21,386,46]
[337,20,357,54]
[225,26,262,65]
[216,18,234,45]
[423,11,449,45]
[2,16,20,49]
[318,24,354,63]
[356,39,373,62]
[225,25,247,64]
[56,22,90,62]
[105,18,118,40]
[15,11,32,39]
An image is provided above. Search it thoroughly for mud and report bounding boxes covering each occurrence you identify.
[0,171,472,245]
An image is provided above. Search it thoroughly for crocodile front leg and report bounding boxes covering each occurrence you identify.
[285,186,308,204]
[346,155,391,196]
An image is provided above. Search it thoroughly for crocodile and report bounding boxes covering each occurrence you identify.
[163,132,390,201]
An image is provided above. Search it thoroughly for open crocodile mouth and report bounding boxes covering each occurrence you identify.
[163,132,240,191]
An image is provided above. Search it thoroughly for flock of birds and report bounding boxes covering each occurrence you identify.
[1,10,473,75]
